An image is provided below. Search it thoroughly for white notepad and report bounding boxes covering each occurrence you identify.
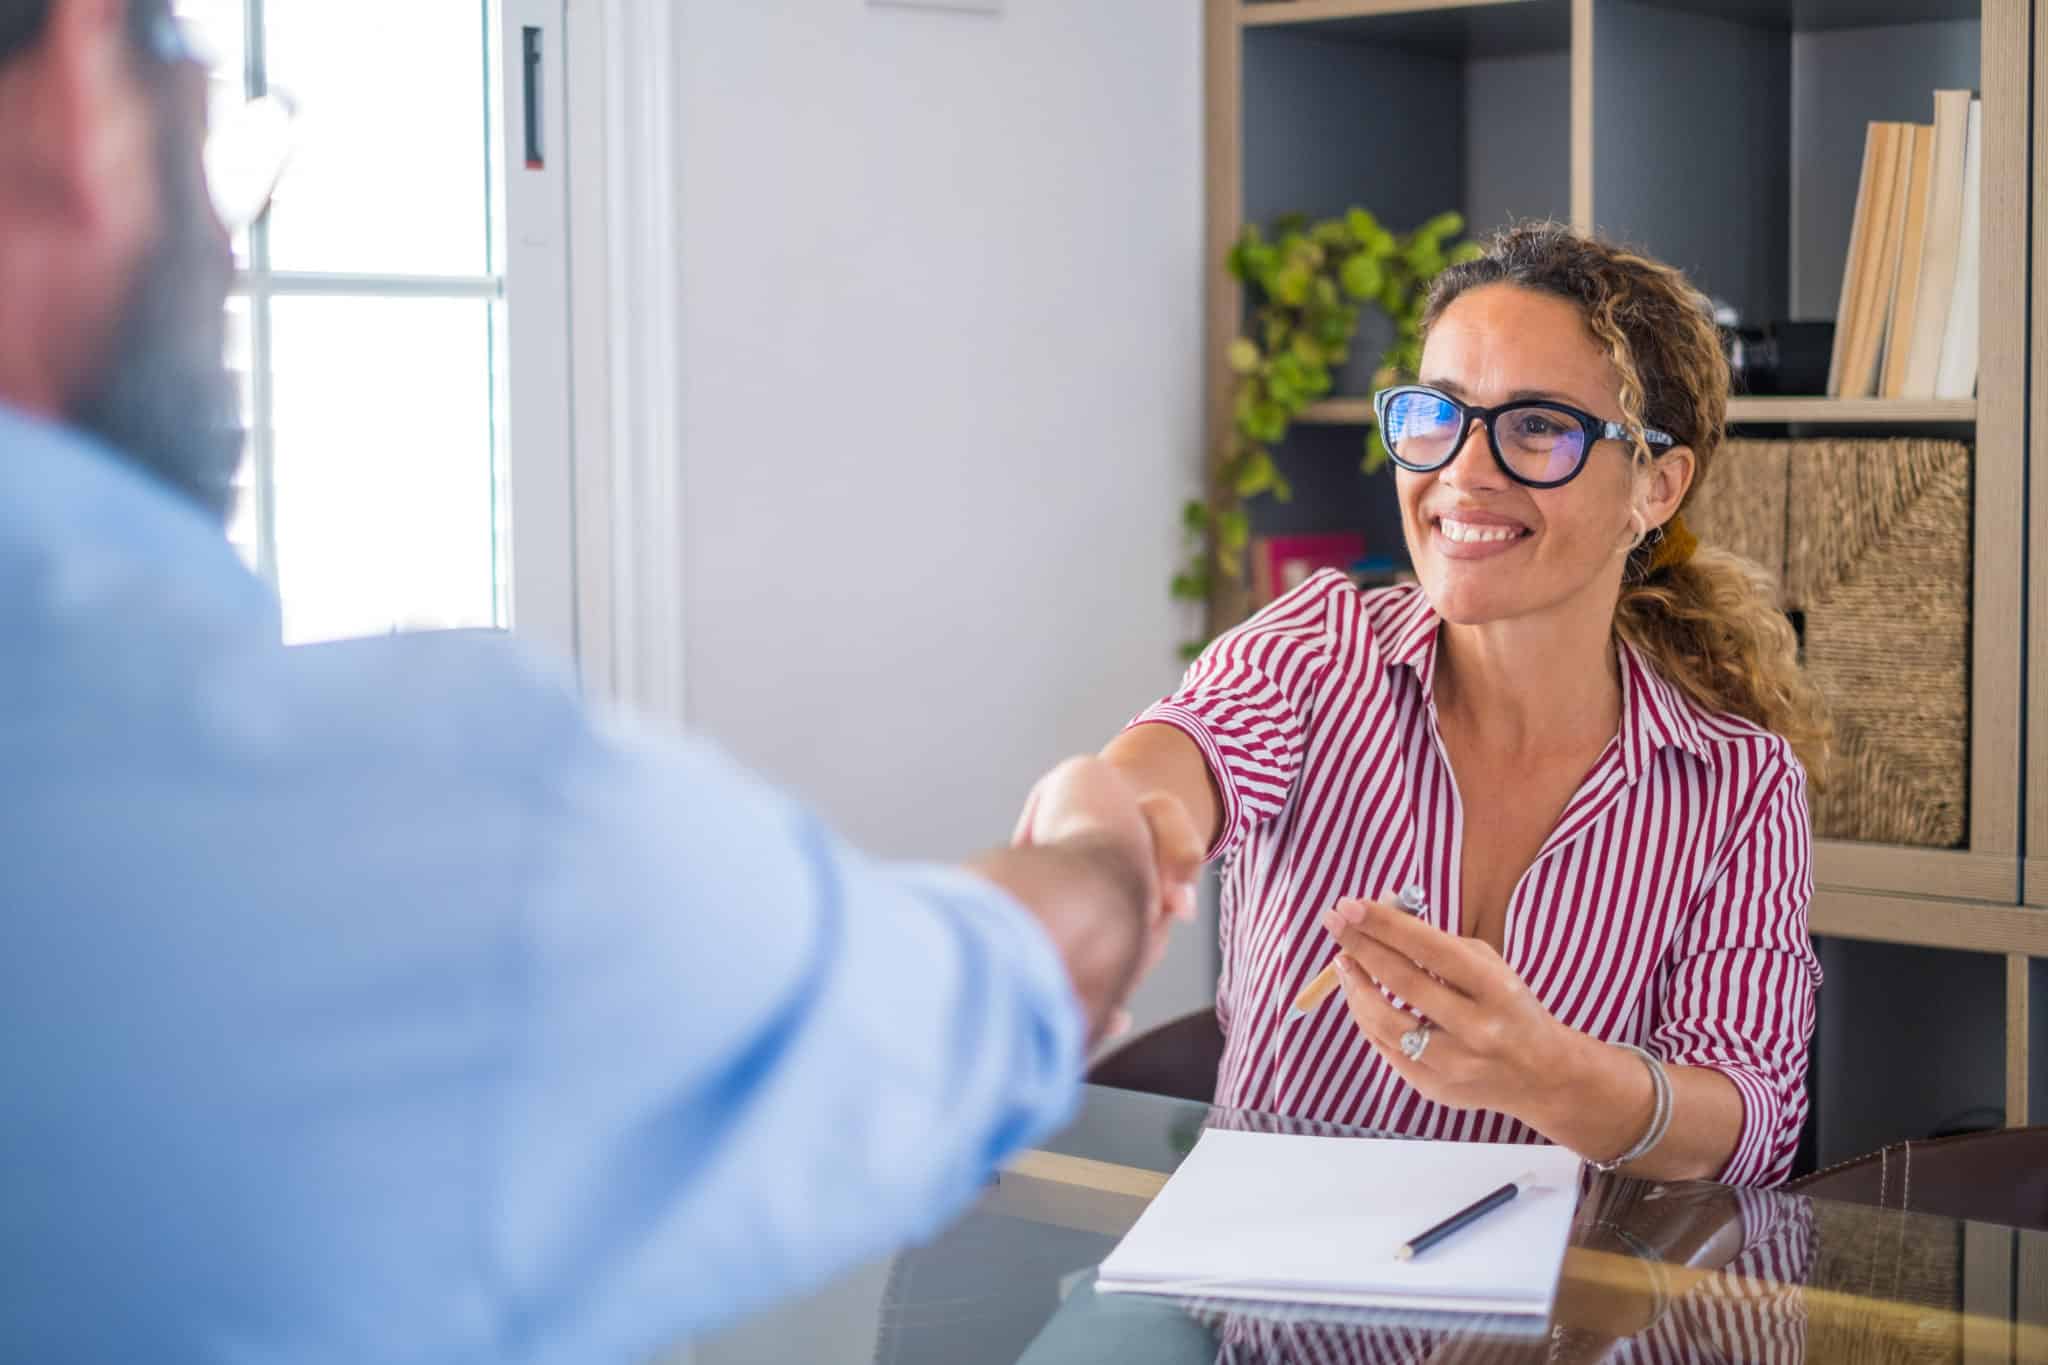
[1095,1130,1582,1316]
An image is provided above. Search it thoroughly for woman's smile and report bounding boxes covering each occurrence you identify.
[1429,508,1534,560]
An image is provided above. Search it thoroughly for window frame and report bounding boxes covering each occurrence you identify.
[204,0,579,662]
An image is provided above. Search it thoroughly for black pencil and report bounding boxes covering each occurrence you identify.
[1393,1171,1538,1261]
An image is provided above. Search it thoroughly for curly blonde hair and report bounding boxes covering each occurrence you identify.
[1420,222,1831,781]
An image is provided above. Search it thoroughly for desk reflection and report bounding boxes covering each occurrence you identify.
[865,1088,2032,1365]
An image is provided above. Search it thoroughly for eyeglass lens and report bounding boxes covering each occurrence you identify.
[1382,389,1588,486]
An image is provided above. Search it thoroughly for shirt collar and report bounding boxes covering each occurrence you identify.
[1378,584,1715,782]
[0,402,277,632]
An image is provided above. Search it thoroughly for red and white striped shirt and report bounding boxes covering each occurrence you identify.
[1133,572,1821,1187]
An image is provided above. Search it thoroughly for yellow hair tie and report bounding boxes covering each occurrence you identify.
[1649,515,1697,573]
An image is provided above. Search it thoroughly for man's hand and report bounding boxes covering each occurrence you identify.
[971,757,1203,1045]
[1011,756,1205,1041]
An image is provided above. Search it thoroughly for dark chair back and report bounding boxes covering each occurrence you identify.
[1085,1006,1222,1105]
[1788,1126,2048,1232]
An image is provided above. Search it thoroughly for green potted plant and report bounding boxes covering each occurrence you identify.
[1172,208,1481,655]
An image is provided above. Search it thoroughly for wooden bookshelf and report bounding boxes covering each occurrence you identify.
[1726,396,1977,423]
[1239,0,1518,24]
[1295,398,1376,425]
[2030,1,2048,923]
[1293,395,1977,426]
[1205,0,2039,1148]
[1812,891,2048,958]
[2026,0,2048,1127]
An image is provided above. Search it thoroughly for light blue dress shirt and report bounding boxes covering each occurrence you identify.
[0,406,1085,1362]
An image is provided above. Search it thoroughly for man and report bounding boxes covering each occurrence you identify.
[0,1,1202,1358]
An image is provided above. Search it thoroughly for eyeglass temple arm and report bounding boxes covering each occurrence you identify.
[1601,419,1676,448]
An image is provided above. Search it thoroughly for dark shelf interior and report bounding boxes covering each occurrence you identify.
[1244,0,1571,58]
[1633,0,1982,32]
[1814,939,2007,1164]
[1242,23,1571,237]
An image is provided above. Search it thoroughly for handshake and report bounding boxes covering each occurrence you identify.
[971,755,1207,1048]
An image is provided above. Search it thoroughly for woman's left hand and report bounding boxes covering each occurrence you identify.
[1320,896,1583,1121]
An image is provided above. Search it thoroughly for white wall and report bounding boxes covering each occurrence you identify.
[670,0,1211,1043]
[669,12,1207,1353]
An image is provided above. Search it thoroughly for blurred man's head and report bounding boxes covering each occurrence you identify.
[0,0,240,518]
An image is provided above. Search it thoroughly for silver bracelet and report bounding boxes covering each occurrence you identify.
[1590,1044,1672,1171]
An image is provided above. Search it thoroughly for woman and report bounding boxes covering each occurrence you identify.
[1019,223,1828,1186]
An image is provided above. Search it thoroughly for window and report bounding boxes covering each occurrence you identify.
[175,1,557,649]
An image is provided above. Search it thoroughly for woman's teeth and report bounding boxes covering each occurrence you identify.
[1438,520,1524,544]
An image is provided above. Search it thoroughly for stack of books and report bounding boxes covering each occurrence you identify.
[1249,535,1412,608]
[1250,533,1364,607]
[1827,90,1982,401]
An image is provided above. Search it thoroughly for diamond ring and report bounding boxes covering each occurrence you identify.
[1399,1022,1433,1061]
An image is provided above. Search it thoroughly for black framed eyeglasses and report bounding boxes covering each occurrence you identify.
[1372,384,1677,489]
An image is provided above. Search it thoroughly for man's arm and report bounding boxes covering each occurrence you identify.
[966,837,1147,1047]
[491,733,1179,1354]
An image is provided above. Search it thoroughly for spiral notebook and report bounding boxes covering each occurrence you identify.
[1095,1130,1582,1316]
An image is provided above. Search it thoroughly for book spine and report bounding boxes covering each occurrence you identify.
[1933,99,1982,400]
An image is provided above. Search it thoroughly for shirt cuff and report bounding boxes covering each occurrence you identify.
[904,862,1088,1118]
[1126,705,1241,862]
[1687,1060,1789,1187]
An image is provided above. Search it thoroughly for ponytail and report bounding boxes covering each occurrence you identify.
[1617,549,1832,779]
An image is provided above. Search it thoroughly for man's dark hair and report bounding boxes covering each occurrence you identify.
[0,0,172,68]
[0,1,52,63]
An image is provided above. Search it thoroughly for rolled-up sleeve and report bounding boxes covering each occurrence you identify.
[1127,571,1340,861]
[1650,754,1821,1188]
[495,727,1085,1357]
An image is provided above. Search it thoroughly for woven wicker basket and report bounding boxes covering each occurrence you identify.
[1687,438,1971,848]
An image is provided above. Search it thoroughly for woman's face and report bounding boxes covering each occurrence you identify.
[1394,283,1692,629]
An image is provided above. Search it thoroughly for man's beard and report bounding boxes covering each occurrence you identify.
[67,98,244,524]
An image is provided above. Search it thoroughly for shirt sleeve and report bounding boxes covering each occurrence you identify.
[1649,751,1822,1188]
[1127,569,1342,861]
[493,725,1086,1355]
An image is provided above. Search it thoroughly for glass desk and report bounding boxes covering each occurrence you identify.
[708,1085,2048,1364]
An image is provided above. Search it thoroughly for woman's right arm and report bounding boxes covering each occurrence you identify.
[1013,725,1212,937]
[1098,722,1223,857]
[1016,570,1350,899]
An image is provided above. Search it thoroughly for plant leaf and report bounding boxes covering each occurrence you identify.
[1417,210,1465,241]
[1218,507,1250,552]
[1249,400,1288,443]
[1235,449,1280,497]
[1340,253,1383,300]
[1171,567,1214,601]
